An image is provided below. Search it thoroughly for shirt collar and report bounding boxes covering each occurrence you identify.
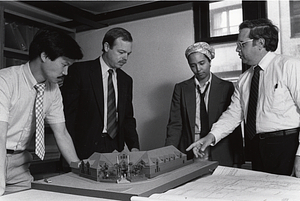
[100,56,115,75]
[194,72,212,88]
[24,62,38,89]
[256,51,276,71]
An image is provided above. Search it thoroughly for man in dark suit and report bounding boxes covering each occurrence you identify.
[165,42,244,166]
[61,27,140,160]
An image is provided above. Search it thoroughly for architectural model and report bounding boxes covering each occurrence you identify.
[70,145,192,183]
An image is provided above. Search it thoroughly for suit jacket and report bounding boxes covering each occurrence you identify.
[61,57,139,159]
[165,74,244,166]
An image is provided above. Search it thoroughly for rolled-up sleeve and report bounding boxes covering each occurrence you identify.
[45,85,65,124]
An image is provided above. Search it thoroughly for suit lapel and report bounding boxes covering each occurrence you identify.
[208,74,220,127]
[116,70,126,123]
[184,78,196,140]
[89,58,104,121]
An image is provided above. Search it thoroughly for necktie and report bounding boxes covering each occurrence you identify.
[107,69,118,139]
[246,66,261,140]
[197,83,210,138]
[34,83,46,160]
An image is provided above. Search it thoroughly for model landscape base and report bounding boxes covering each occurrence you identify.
[70,145,191,183]
[32,159,218,201]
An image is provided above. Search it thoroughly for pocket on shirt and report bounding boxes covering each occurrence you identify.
[270,87,286,113]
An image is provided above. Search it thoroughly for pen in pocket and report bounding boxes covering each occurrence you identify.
[274,83,278,91]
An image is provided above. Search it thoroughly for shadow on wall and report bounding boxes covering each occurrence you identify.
[139,82,175,151]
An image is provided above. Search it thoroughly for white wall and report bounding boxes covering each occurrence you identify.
[267,0,300,58]
[277,0,300,58]
[76,10,194,150]
[74,1,300,151]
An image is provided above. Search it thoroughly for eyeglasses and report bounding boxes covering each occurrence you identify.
[236,39,253,49]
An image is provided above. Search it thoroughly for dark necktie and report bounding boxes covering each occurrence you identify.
[34,83,46,160]
[246,66,261,140]
[197,83,210,138]
[107,69,118,139]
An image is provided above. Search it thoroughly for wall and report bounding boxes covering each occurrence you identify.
[277,0,300,58]
[75,0,300,152]
[267,0,300,58]
[76,10,194,151]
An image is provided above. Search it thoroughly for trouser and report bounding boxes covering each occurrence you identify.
[248,132,299,176]
[5,150,33,194]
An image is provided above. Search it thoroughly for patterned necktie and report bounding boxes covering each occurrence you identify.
[34,83,46,160]
[246,66,261,140]
[107,69,118,139]
[197,83,210,138]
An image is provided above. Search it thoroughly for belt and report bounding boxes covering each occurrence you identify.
[258,127,300,139]
[6,149,24,154]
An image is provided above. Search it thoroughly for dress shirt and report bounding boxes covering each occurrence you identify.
[0,62,65,151]
[210,52,300,154]
[195,73,211,134]
[100,57,118,133]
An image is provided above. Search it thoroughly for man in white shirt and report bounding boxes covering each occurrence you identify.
[187,18,300,177]
[0,29,83,195]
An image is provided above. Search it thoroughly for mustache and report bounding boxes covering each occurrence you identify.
[57,75,66,79]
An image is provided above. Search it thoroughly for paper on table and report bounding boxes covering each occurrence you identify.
[164,166,300,201]
[213,165,275,176]
[131,166,300,201]
[131,194,231,201]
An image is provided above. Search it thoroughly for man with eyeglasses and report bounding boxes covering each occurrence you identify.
[187,18,300,177]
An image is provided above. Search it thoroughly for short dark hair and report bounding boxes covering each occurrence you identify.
[29,28,83,61]
[102,27,133,52]
[239,18,279,52]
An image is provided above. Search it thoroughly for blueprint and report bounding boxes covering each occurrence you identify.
[131,166,300,201]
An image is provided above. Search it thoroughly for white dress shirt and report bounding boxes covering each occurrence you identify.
[195,74,211,135]
[210,52,300,155]
[0,62,65,150]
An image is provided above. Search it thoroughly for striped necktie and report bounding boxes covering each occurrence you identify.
[107,69,118,139]
[34,83,46,160]
[246,65,261,140]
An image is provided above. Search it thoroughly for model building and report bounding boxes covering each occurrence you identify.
[70,145,192,183]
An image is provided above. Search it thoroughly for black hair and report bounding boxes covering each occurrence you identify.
[102,27,133,52]
[29,28,83,61]
[239,18,279,52]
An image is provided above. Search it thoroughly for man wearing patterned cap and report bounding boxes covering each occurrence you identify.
[165,42,244,166]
